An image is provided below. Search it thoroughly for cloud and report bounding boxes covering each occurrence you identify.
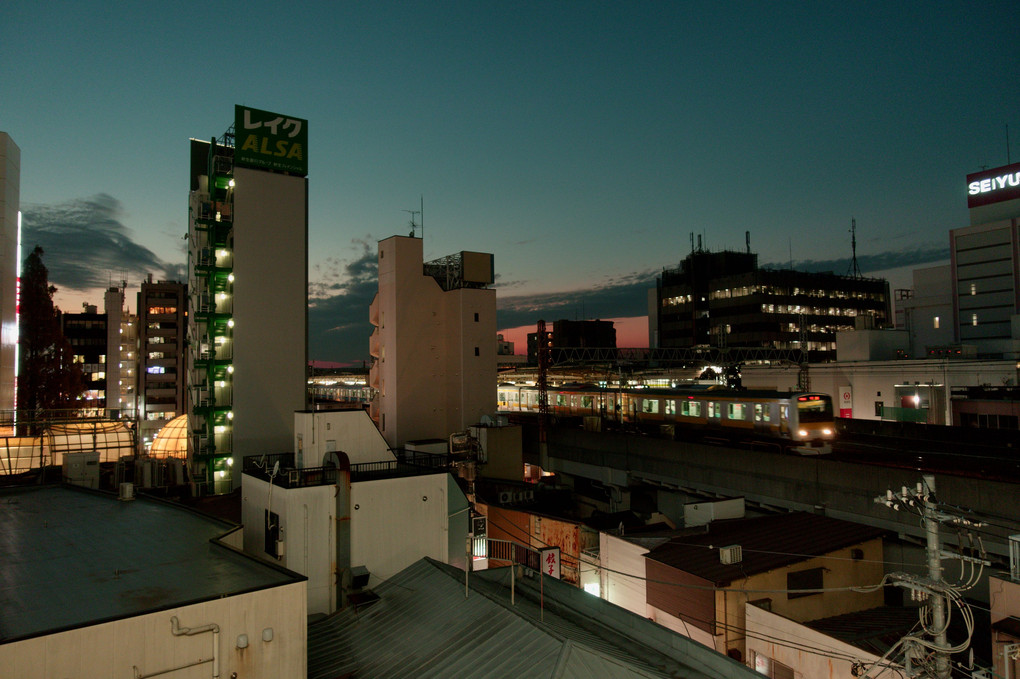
[21,194,179,291]
[771,244,950,277]
[308,239,379,364]
[497,269,658,330]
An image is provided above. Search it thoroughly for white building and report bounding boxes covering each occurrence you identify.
[369,235,496,448]
[0,485,307,678]
[242,409,469,616]
[895,264,954,357]
[0,132,19,418]
[951,161,1020,357]
[188,106,308,493]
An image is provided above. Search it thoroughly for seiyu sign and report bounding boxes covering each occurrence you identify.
[234,105,308,176]
[966,162,1020,208]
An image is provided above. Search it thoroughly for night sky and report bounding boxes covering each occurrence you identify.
[2,2,1018,362]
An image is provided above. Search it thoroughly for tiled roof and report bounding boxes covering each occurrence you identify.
[644,512,887,584]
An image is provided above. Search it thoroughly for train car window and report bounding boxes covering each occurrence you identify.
[680,400,701,417]
[643,399,659,414]
[581,395,593,408]
[556,394,566,407]
[665,400,676,415]
[709,402,721,418]
[754,404,762,422]
[729,403,745,419]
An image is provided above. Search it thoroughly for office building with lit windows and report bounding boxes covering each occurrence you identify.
[950,161,1020,357]
[187,106,308,493]
[137,277,185,451]
[654,249,890,362]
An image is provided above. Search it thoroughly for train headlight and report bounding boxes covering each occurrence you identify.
[823,428,833,437]
[797,429,808,438]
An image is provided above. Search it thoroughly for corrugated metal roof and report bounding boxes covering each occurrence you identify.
[0,485,303,643]
[644,512,887,584]
[309,558,759,679]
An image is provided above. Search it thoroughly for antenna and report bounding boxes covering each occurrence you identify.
[847,217,862,279]
[402,207,421,238]
[403,196,424,239]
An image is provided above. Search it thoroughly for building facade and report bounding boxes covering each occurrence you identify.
[137,278,185,451]
[369,236,496,448]
[526,318,617,364]
[0,133,18,419]
[60,306,108,416]
[654,250,890,362]
[187,106,308,493]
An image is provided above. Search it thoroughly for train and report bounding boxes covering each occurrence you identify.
[497,383,836,453]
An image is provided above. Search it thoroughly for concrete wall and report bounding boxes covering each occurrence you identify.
[545,427,1020,561]
[351,473,454,586]
[599,533,650,617]
[0,133,18,413]
[242,474,335,616]
[745,603,888,679]
[472,424,523,481]
[294,409,394,469]
[232,167,307,476]
[0,581,307,679]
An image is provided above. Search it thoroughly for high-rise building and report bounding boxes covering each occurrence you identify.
[61,304,108,416]
[137,277,185,451]
[0,133,20,419]
[653,249,890,362]
[526,319,616,364]
[187,106,308,493]
[950,162,1020,357]
[369,236,496,448]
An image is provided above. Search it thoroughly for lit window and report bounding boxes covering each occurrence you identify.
[972,313,978,326]
[933,316,940,329]
[970,283,977,295]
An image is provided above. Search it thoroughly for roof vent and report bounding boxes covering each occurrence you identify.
[719,544,742,565]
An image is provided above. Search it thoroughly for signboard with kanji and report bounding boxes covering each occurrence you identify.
[234,105,308,176]
[540,547,561,579]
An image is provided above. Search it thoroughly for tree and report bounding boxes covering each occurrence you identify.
[17,246,85,433]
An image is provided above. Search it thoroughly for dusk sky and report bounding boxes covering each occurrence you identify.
[2,2,1018,363]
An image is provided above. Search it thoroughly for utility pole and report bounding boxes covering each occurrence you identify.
[870,474,989,679]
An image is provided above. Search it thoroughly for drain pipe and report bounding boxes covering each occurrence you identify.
[131,615,221,679]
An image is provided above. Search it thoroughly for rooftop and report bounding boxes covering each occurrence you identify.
[0,485,303,643]
[644,512,887,585]
[308,557,759,679]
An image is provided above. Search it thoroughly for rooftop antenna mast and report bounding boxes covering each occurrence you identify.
[403,195,424,239]
[848,217,862,279]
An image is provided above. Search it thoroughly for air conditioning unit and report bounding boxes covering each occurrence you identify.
[118,482,135,501]
[719,544,742,565]
[498,491,512,504]
[513,492,524,503]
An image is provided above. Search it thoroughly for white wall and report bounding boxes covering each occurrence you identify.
[351,474,451,586]
[0,581,307,679]
[242,474,335,616]
[599,533,649,618]
[294,409,394,469]
[232,167,307,478]
[745,603,889,679]
[0,133,19,413]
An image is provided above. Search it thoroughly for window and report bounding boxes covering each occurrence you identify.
[474,346,480,356]
[728,403,744,419]
[874,401,883,417]
[642,399,659,414]
[787,566,823,599]
[474,312,479,322]
[665,400,676,415]
[972,313,978,326]
[933,316,940,329]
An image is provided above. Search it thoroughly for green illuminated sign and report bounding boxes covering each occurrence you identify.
[234,105,308,176]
